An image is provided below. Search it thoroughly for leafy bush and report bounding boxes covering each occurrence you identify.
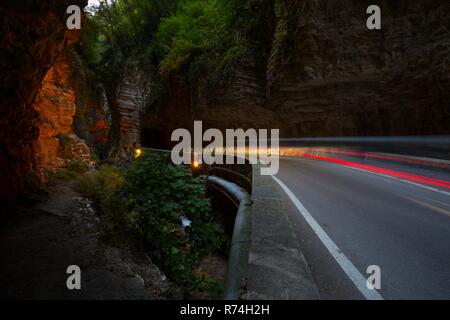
[157,0,250,103]
[50,160,89,181]
[66,160,89,174]
[51,168,79,181]
[187,276,225,299]
[117,152,226,283]
[78,152,226,285]
[158,0,227,76]
[77,165,123,204]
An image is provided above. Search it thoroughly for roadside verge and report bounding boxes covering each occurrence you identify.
[245,165,320,299]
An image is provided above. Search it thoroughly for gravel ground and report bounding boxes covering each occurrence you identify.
[0,181,178,300]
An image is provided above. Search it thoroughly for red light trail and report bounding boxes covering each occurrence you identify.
[281,150,450,190]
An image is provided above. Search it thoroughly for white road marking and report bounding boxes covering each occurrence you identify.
[272,175,384,300]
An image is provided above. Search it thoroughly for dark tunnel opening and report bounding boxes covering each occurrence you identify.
[140,128,168,150]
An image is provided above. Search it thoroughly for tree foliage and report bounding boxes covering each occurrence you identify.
[156,0,275,108]
[78,0,274,111]
[77,0,176,89]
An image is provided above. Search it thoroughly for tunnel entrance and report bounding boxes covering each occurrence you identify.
[140,128,168,150]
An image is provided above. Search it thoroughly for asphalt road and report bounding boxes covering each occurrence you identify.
[276,156,450,300]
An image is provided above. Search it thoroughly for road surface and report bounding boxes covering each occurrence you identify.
[276,155,450,300]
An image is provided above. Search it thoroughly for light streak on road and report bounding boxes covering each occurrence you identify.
[280,150,450,190]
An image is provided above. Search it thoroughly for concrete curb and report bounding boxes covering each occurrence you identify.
[245,165,320,300]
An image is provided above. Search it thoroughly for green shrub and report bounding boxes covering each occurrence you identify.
[51,168,79,181]
[117,152,226,283]
[78,152,226,286]
[158,0,227,76]
[50,160,89,182]
[157,0,251,104]
[77,165,123,204]
[187,276,225,299]
[66,160,89,174]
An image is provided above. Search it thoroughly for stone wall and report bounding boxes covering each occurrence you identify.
[32,51,94,179]
[110,68,148,156]
[70,50,110,158]
[0,0,87,198]
[268,0,450,136]
[144,0,450,142]
[33,52,77,173]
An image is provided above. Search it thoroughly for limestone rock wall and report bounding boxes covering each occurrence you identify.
[268,0,450,136]
[145,0,450,142]
[0,0,87,198]
[70,51,110,158]
[110,69,148,156]
[195,62,281,132]
[33,53,77,173]
[32,51,94,179]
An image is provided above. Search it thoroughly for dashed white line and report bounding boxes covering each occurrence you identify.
[272,175,384,300]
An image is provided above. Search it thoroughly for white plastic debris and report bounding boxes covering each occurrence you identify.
[180,216,192,228]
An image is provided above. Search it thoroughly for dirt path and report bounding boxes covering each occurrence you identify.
[0,181,173,299]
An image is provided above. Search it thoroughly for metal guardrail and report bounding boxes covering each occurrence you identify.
[142,147,252,300]
[208,166,252,193]
[205,176,252,300]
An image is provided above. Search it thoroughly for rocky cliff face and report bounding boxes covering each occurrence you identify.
[0,0,87,198]
[33,52,77,173]
[145,0,450,142]
[110,68,148,156]
[70,51,111,158]
[142,68,281,140]
[32,51,95,179]
[268,0,450,136]
[141,45,281,144]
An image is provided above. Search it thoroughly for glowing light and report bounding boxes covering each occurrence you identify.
[134,148,143,158]
[192,161,200,169]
